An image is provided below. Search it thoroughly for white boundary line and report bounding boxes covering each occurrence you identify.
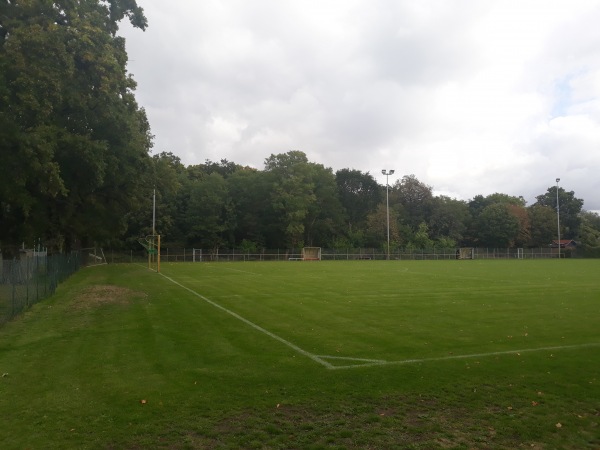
[320,342,600,370]
[159,272,600,371]
[160,273,334,369]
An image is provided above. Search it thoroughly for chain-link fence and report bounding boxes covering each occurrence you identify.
[106,246,574,263]
[0,252,82,326]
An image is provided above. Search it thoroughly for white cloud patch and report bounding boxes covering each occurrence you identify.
[120,0,600,209]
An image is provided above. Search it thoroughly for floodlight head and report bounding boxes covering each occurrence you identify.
[381,169,386,174]
[556,178,560,183]
[390,170,395,175]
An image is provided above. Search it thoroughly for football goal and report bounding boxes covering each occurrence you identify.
[192,248,202,262]
[302,247,321,261]
[457,247,474,260]
[137,235,161,272]
[81,248,107,267]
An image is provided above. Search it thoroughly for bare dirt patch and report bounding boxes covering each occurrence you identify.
[71,285,146,311]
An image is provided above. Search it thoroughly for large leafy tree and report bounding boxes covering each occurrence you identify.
[304,163,345,247]
[365,203,400,248]
[527,205,556,247]
[264,151,316,248]
[184,173,232,249]
[506,204,531,247]
[0,0,150,251]
[228,167,271,247]
[579,211,600,251]
[392,174,433,230]
[466,193,526,246]
[428,195,470,244]
[335,169,381,234]
[411,222,434,249]
[124,152,185,246]
[534,186,584,239]
[475,203,520,247]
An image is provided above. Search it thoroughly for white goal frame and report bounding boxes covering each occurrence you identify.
[81,247,107,267]
[192,248,202,262]
[457,247,474,260]
[302,247,321,261]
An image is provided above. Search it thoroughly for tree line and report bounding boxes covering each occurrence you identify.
[2,1,600,255]
[125,151,600,253]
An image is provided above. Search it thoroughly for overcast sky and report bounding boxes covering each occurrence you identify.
[119,0,600,210]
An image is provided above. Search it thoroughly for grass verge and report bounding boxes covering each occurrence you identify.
[0,260,599,448]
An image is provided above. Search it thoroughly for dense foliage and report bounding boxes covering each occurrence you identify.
[127,151,598,253]
[1,1,599,254]
[0,0,151,253]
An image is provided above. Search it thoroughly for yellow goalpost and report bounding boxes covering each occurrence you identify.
[138,189,162,272]
[138,234,161,272]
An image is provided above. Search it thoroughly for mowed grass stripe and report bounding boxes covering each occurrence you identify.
[159,271,334,369]
[1,261,599,449]
[159,260,600,364]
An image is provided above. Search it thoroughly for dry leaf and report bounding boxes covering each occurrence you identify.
[531,401,538,406]
[555,423,562,428]
[140,399,147,405]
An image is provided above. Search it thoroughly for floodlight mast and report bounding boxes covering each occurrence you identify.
[152,188,156,236]
[556,178,560,259]
[149,188,161,273]
[382,169,395,260]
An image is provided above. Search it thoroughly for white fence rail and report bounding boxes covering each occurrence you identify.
[108,247,571,263]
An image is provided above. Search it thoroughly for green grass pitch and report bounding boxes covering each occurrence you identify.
[0,260,599,448]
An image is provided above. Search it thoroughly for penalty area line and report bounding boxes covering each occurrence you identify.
[159,273,334,369]
[327,342,600,370]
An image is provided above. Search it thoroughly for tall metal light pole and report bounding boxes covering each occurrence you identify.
[556,178,561,259]
[152,188,156,236]
[381,169,395,260]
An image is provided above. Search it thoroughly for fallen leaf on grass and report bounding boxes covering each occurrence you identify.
[531,401,538,406]
[555,423,562,428]
[140,399,147,405]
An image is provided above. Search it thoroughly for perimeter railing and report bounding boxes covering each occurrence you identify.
[0,252,82,326]
[106,247,575,264]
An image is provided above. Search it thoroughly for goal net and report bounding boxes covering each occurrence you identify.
[302,247,321,261]
[81,248,107,267]
[457,247,474,260]
[192,248,202,262]
[137,235,161,272]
